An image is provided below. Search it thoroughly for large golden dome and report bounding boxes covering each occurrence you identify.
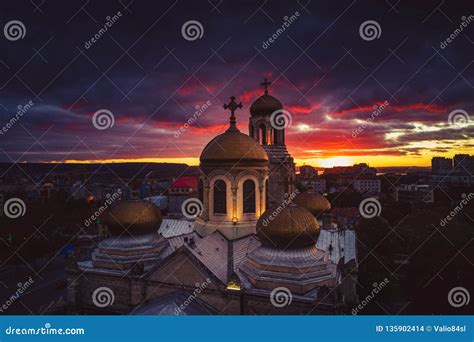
[294,192,331,217]
[105,200,162,236]
[250,94,283,117]
[200,127,268,165]
[256,205,320,249]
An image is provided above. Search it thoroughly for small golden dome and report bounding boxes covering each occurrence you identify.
[250,94,283,117]
[200,128,268,165]
[294,192,331,217]
[256,205,320,249]
[105,200,162,236]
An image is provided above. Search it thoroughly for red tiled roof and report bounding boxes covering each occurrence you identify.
[171,176,198,189]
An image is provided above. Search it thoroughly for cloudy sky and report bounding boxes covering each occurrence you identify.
[0,0,473,167]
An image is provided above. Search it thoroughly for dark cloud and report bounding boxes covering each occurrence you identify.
[0,0,472,162]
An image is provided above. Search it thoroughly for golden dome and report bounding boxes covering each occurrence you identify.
[250,94,283,117]
[294,192,331,217]
[256,205,320,249]
[200,128,268,165]
[105,200,162,236]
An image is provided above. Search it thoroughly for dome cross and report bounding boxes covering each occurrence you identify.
[260,78,271,95]
[223,96,242,128]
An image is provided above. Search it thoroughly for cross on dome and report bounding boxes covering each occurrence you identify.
[260,78,271,95]
[223,96,242,129]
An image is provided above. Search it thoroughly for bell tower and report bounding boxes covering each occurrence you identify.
[248,79,296,208]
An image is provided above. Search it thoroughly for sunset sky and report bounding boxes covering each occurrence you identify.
[0,0,473,167]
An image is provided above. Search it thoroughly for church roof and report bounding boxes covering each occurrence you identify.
[250,94,283,117]
[105,199,162,236]
[131,291,217,315]
[170,176,198,189]
[200,128,268,165]
[256,205,321,249]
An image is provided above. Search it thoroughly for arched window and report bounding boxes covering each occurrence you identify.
[213,180,227,214]
[243,179,256,213]
[259,124,267,145]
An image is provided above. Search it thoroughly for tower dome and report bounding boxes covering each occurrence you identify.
[249,77,283,117]
[200,96,268,167]
[105,199,162,236]
[250,94,283,117]
[256,205,320,249]
[294,192,331,217]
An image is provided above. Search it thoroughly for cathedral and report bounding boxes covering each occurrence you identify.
[66,80,358,315]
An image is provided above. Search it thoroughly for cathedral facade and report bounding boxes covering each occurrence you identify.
[66,80,358,315]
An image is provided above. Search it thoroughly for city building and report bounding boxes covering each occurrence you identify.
[395,184,434,203]
[299,165,317,180]
[353,176,381,194]
[431,157,452,175]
